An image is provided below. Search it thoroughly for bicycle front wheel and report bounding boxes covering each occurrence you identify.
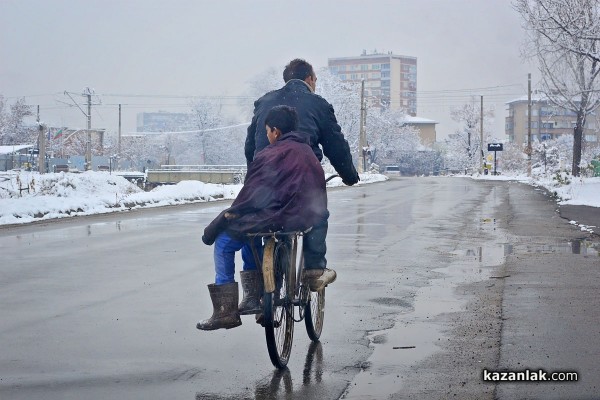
[305,287,325,341]
[264,241,294,369]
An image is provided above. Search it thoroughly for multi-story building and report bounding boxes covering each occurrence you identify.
[404,116,437,145]
[506,95,599,145]
[328,51,417,116]
[136,112,196,133]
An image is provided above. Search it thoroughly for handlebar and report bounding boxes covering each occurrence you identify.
[325,174,339,183]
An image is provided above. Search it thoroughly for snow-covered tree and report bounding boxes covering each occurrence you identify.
[514,0,600,176]
[172,99,225,164]
[366,107,422,165]
[443,99,495,172]
[530,135,574,176]
[0,96,35,145]
[314,68,362,153]
[119,134,162,170]
[500,142,529,172]
[201,123,247,165]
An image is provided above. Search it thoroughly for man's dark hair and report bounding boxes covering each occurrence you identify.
[283,59,314,82]
[265,105,298,134]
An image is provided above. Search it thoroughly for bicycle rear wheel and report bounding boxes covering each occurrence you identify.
[305,287,325,341]
[264,241,294,369]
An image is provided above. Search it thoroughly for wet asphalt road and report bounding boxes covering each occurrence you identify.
[1,177,599,399]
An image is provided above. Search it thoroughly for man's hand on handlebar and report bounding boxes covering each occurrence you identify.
[342,172,360,186]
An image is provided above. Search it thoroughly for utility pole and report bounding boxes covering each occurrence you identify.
[480,95,484,174]
[64,88,98,170]
[358,80,366,173]
[527,73,532,177]
[85,88,92,170]
[118,104,122,170]
[38,123,46,174]
[36,106,46,174]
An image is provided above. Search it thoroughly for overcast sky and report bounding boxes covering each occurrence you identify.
[0,0,537,140]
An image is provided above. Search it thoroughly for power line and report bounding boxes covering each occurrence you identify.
[130,122,250,135]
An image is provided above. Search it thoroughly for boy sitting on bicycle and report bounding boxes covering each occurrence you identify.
[197,105,332,331]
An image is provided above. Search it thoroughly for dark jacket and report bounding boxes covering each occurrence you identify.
[245,79,359,186]
[203,131,329,245]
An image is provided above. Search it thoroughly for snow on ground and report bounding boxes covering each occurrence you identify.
[468,171,600,208]
[1,169,597,229]
[0,171,387,226]
[468,171,600,234]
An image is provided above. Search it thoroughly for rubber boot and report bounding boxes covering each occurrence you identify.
[196,282,242,331]
[238,270,263,315]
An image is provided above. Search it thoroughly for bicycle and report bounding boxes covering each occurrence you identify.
[246,174,338,369]
[247,228,325,369]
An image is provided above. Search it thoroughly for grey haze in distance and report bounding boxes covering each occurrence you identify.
[0,0,535,140]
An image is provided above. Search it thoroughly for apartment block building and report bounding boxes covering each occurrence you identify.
[328,51,417,116]
[506,96,599,145]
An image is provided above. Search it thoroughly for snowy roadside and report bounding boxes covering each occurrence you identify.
[0,171,387,226]
[466,172,600,233]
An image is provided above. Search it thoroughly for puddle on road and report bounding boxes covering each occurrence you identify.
[513,239,599,256]
[453,239,599,260]
[341,249,506,400]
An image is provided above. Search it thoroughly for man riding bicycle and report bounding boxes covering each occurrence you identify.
[197,105,328,331]
[245,59,360,293]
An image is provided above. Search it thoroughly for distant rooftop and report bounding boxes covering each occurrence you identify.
[0,144,34,155]
[403,116,438,124]
[329,50,416,61]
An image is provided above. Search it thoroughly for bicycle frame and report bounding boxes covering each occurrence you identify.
[247,228,311,307]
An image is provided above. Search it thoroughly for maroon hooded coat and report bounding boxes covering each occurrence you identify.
[202,131,328,245]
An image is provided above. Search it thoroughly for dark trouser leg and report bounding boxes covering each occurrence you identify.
[304,215,328,269]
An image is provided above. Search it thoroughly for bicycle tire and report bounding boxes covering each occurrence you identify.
[305,287,325,341]
[264,241,294,369]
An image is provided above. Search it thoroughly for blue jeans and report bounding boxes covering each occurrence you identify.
[214,232,263,284]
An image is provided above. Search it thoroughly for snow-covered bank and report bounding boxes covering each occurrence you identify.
[0,171,387,226]
[467,172,600,234]
[2,169,598,229]
[468,172,600,208]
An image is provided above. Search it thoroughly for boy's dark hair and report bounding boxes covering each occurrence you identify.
[283,59,314,82]
[265,105,298,134]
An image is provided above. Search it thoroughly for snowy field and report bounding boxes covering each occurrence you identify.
[0,170,598,228]
[0,171,387,226]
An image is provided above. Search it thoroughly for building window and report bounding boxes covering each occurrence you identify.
[338,65,346,71]
[372,64,380,70]
[585,135,598,142]
[381,80,390,87]
[339,74,346,80]
[381,71,390,78]
[330,66,338,73]
[361,64,368,71]
[540,133,552,141]
[381,63,390,70]
[350,74,358,80]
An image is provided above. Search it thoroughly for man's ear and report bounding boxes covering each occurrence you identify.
[304,75,316,92]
